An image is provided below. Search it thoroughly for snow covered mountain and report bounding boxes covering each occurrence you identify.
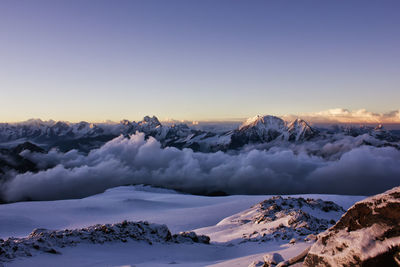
[230,115,287,147]
[287,118,317,142]
[0,115,398,153]
[0,120,105,143]
[230,115,319,148]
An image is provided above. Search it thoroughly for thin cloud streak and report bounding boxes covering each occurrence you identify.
[283,108,400,124]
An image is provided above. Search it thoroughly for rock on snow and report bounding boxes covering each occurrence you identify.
[0,220,209,263]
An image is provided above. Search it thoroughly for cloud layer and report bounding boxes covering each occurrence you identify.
[1,133,399,202]
[283,108,400,124]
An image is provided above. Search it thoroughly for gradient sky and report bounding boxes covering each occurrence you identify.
[1,0,399,122]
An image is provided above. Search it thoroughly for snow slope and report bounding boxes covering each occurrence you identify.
[195,196,345,244]
[0,186,365,267]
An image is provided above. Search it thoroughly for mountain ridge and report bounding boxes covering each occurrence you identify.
[0,115,398,153]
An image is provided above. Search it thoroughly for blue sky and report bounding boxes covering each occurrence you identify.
[1,0,399,122]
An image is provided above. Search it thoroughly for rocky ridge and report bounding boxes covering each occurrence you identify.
[196,196,345,245]
[243,196,344,242]
[0,220,209,263]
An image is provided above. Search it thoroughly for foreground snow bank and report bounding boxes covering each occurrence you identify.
[0,186,365,266]
[0,220,209,263]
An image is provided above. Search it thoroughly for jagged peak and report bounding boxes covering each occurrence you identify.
[52,121,70,128]
[171,123,190,129]
[288,118,313,129]
[25,118,44,124]
[75,121,98,130]
[141,116,161,127]
[120,119,131,126]
[15,118,55,126]
[12,141,45,154]
[77,121,89,126]
[287,118,317,141]
[289,118,306,124]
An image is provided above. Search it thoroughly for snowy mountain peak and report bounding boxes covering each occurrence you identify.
[239,115,263,130]
[229,115,319,147]
[230,115,287,147]
[287,118,317,141]
[51,121,71,135]
[239,115,285,131]
[22,118,44,125]
[120,119,131,126]
[140,116,161,128]
[19,118,56,127]
[288,118,307,126]
[53,121,69,128]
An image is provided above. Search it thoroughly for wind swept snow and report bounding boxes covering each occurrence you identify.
[0,185,365,266]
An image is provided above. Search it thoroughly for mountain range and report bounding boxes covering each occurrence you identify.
[0,115,398,153]
[0,114,399,177]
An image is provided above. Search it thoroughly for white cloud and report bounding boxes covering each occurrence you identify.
[1,133,399,202]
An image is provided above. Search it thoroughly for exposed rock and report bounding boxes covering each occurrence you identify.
[11,142,46,154]
[0,142,43,175]
[303,186,400,266]
[263,253,284,266]
[304,234,317,242]
[231,115,287,147]
[205,196,345,245]
[172,231,210,244]
[258,248,310,267]
[276,246,311,267]
[287,119,317,142]
[0,220,209,263]
[246,196,344,242]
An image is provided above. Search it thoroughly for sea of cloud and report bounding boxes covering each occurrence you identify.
[0,133,399,202]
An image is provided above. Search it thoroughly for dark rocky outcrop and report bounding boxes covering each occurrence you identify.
[0,142,45,175]
[0,220,210,263]
[303,186,400,266]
